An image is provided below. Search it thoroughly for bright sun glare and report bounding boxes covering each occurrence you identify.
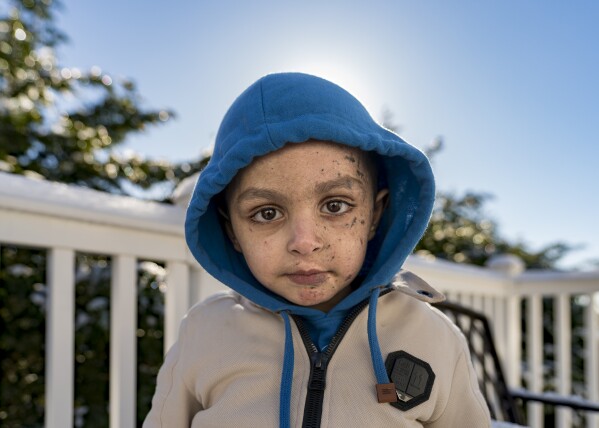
[280,59,381,116]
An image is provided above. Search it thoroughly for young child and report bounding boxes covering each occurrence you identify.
[144,73,491,427]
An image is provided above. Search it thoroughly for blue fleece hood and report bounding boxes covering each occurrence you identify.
[185,72,435,317]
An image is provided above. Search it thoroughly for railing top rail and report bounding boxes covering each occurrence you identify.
[519,269,599,282]
[405,255,599,297]
[405,255,505,280]
[0,172,185,236]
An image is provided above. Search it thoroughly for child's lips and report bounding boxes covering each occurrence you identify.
[286,270,328,286]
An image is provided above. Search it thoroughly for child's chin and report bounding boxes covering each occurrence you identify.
[300,297,337,312]
[294,291,331,306]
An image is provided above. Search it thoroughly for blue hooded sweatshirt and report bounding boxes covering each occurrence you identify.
[185,72,435,427]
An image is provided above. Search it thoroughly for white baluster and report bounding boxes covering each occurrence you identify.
[45,248,75,428]
[555,294,572,428]
[527,295,543,428]
[164,261,190,353]
[110,254,137,428]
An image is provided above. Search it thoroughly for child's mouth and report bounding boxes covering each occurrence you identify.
[286,270,328,286]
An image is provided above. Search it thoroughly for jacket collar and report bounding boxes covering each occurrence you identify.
[390,270,445,303]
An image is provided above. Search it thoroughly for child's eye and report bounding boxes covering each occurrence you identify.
[322,200,351,215]
[251,208,282,223]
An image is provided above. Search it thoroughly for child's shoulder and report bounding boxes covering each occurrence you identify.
[382,271,469,350]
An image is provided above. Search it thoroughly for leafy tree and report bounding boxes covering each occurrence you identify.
[0,246,46,427]
[0,1,202,426]
[414,191,572,269]
[380,117,572,270]
[0,248,166,427]
[0,0,207,198]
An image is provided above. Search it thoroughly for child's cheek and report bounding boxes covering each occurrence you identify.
[343,216,359,229]
[337,215,371,240]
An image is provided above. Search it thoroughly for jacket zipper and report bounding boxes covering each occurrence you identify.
[291,288,392,428]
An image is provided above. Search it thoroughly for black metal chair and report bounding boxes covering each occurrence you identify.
[432,300,599,425]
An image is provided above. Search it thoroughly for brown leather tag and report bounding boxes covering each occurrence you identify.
[376,383,398,403]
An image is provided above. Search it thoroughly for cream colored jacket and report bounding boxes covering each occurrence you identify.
[143,272,491,427]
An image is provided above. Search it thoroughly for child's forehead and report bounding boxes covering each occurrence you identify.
[225,140,375,199]
[247,140,366,170]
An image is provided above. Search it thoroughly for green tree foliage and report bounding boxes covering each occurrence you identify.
[0,0,207,197]
[0,248,166,427]
[0,1,191,426]
[0,246,46,426]
[73,255,111,427]
[380,116,572,270]
[415,191,572,269]
[135,262,167,426]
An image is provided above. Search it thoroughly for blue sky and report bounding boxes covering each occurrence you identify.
[56,1,599,270]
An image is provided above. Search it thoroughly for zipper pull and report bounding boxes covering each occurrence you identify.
[313,352,328,369]
[308,352,328,390]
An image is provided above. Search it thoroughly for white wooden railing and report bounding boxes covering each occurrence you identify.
[405,256,599,428]
[1,171,598,428]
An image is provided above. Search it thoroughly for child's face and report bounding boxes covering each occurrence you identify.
[224,141,388,312]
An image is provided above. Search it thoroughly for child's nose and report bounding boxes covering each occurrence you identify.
[286,215,324,255]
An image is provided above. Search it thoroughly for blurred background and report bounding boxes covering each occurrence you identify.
[3,0,598,269]
[55,0,599,270]
[1,0,598,426]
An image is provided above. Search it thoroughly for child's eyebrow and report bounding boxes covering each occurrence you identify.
[314,176,365,194]
[236,176,365,204]
[236,188,288,203]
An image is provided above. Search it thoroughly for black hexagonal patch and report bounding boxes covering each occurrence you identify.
[385,351,435,411]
